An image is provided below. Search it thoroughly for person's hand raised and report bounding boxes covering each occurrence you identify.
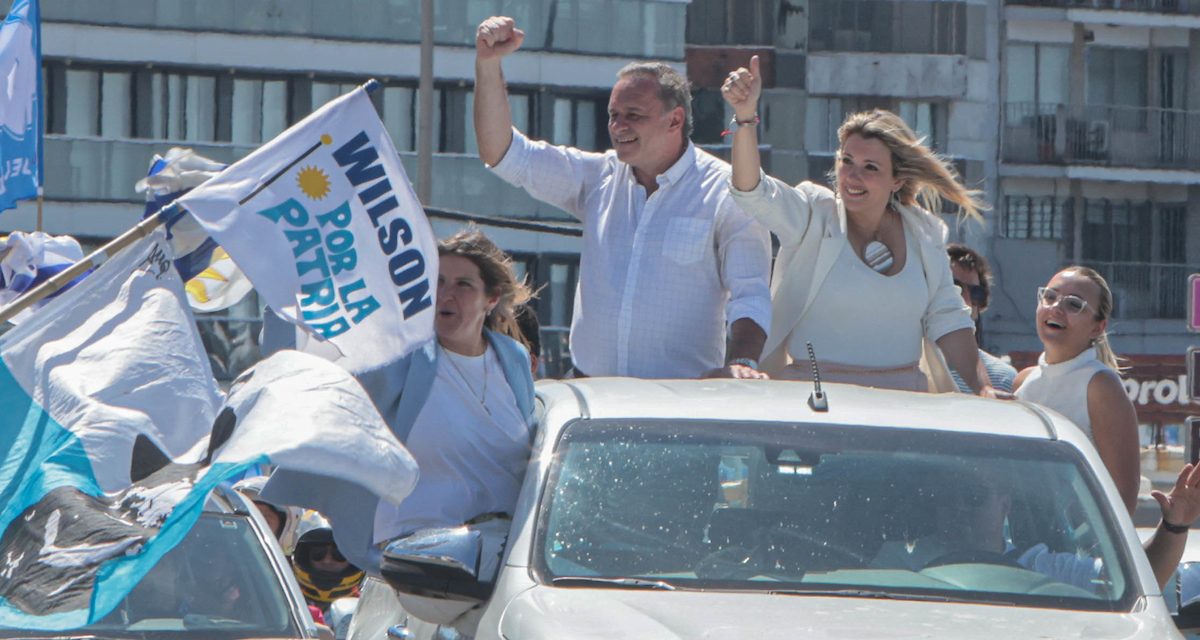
[1153,462,1200,530]
[476,16,525,60]
[721,55,762,121]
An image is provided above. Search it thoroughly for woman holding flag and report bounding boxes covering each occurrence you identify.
[370,226,536,541]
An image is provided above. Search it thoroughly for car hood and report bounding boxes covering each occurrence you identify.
[497,588,1179,639]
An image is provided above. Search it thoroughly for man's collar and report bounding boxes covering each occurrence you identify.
[626,141,695,187]
[658,142,696,186]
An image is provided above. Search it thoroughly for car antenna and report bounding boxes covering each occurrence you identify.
[806,342,828,412]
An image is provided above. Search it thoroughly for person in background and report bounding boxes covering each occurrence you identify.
[233,475,302,555]
[721,57,995,395]
[946,244,1017,393]
[515,303,542,378]
[1013,266,1190,588]
[871,462,1200,592]
[474,16,772,380]
[292,511,363,619]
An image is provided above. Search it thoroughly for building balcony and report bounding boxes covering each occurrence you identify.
[41,136,571,223]
[1004,0,1200,15]
[1089,262,1191,320]
[33,0,687,60]
[1002,103,1200,171]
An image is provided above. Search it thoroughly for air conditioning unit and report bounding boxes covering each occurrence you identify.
[1087,120,1110,158]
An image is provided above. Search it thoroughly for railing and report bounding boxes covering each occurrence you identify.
[1002,102,1200,170]
[1087,263,1191,320]
[194,317,575,383]
[42,137,570,222]
[18,0,688,59]
[808,0,985,58]
[1005,0,1200,14]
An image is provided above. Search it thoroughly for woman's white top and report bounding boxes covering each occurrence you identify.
[792,226,926,367]
[1015,347,1109,440]
[373,345,531,542]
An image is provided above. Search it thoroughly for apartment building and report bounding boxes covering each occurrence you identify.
[994,0,1199,447]
[0,0,691,378]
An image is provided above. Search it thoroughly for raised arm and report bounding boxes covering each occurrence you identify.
[474,16,525,167]
[721,55,763,192]
[1146,463,1200,589]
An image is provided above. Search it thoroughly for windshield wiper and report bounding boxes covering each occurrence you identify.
[767,588,1011,606]
[551,576,680,591]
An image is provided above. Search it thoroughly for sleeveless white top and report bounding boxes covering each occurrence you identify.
[793,226,926,367]
[1015,347,1110,440]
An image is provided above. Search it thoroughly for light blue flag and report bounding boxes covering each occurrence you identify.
[0,0,41,212]
[0,229,418,630]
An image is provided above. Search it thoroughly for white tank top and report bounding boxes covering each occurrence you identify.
[792,227,926,367]
[1016,347,1110,440]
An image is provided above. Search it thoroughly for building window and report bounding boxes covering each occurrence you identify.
[1080,199,1187,319]
[806,96,943,153]
[1001,196,1069,240]
[1086,47,1149,130]
[64,68,99,137]
[551,93,607,151]
[1006,43,1069,107]
[808,0,983,57]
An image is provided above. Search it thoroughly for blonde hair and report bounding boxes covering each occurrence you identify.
[438,226,534,348]
[1058,266,1124,372]
[834,109,987,221]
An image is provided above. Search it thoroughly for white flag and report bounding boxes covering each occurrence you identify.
[180,87,437,372]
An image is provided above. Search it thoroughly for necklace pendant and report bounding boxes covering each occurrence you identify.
[864,240,894,274]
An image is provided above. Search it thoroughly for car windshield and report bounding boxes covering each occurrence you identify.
[535,420,1139,611]
[25,512,304,639]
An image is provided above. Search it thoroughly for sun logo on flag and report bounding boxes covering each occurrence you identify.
[297,166,331,200]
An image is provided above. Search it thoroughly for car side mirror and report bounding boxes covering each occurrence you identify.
[380,526,494,601]
[1171,562,1200,631]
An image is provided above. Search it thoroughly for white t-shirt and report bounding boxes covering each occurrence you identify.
[374,345,532,542]
[792,227,926,367]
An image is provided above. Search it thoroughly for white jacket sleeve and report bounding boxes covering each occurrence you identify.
[727,170,816,245]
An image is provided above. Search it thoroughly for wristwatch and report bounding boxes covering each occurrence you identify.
[728,358,759,370]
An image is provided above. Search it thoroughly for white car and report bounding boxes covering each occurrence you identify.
[371,379,1182,639]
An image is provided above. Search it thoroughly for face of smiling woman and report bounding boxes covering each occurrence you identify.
[1035,269,1106,364]
[436,254,498,356]
[835,133,903,219]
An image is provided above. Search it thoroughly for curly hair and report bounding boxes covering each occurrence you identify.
[834,109,987,221]
[947,243,993,311]
[438,227,534,347]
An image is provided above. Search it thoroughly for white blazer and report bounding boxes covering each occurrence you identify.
[729,172,974,376]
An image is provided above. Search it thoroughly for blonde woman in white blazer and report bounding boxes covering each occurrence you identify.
[721,57,997,396]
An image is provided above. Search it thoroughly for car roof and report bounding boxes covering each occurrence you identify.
[536,378,1075,442]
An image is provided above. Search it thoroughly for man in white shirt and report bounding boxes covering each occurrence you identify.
[473,16,772,379]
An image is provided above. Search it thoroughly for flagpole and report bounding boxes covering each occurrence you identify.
[0,205,174,325]
[35,187,43,232]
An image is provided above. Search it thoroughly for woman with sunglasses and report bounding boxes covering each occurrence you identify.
[1014,267,1136,510]
[721,57,995,395]
[1014,266,1200,588]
